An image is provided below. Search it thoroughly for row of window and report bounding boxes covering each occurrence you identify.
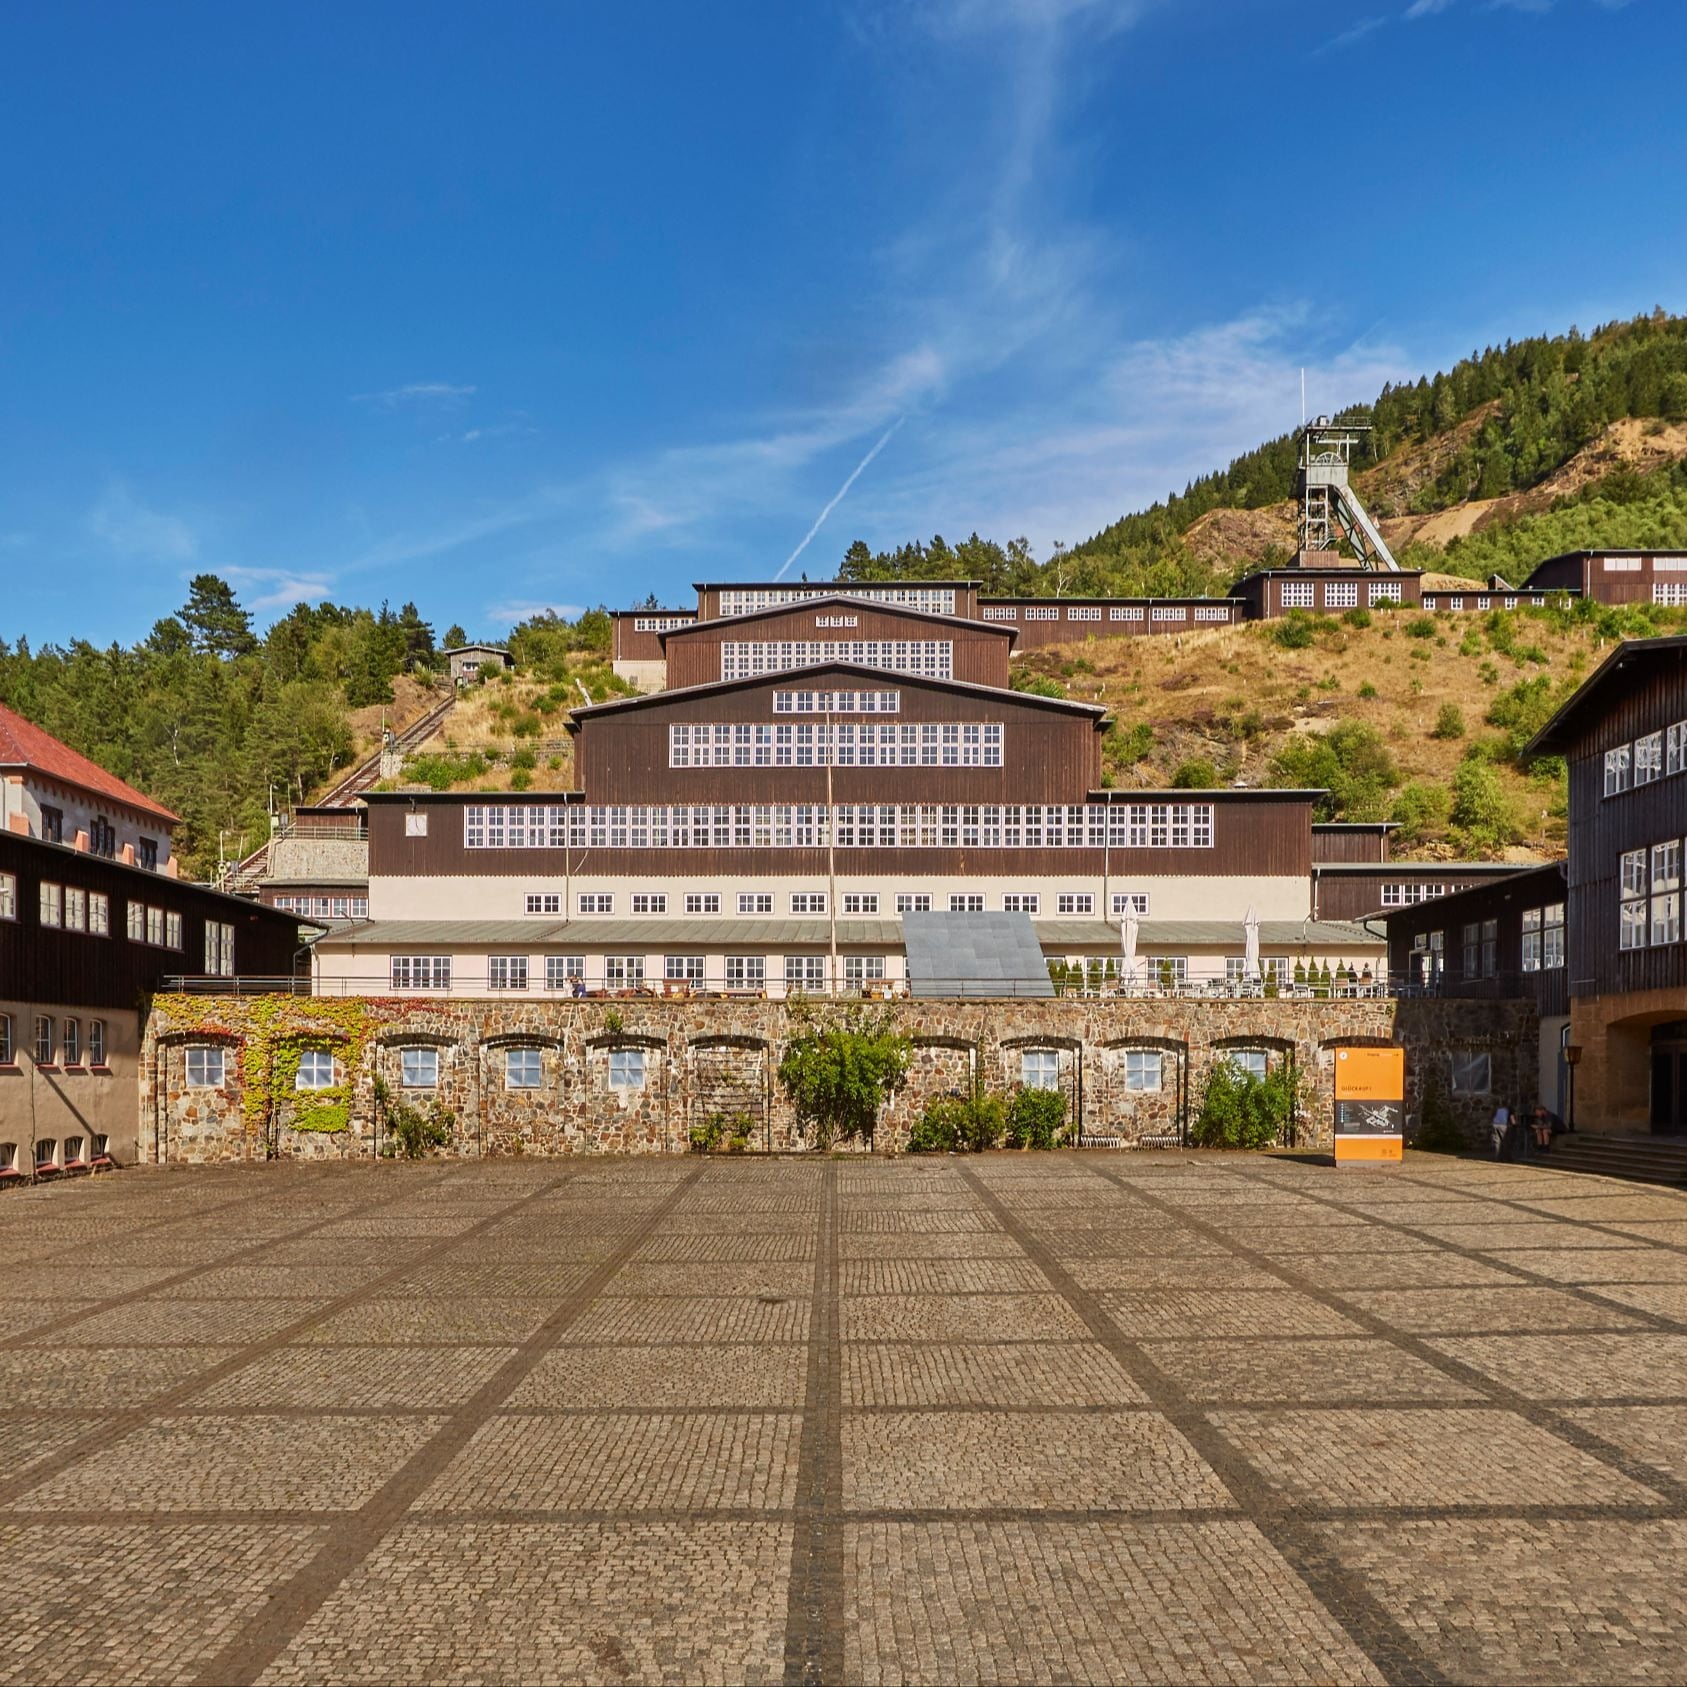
[1522,904,1567,971]
[719,640,954,680]
[1378,882,1462,906]
[1412,906,1566,980]
[2,880,217,963]
[1603,724,1687,796]
[771,689,900,714]
[1279,581,1403,610]
[393,954,895,992]
[0,1014,109,1068]
[36,805,160,867]
[1422,594,1528,611]
[1620,841,1687,951]
[524,889,1147,917]
[273,895,370,920]
[668,722,1005,768]
[1000,603,1234,624]
[1,1134,111,1176]
[463,803,1217,851]
[717,586,958,617]
[630,615,693,631]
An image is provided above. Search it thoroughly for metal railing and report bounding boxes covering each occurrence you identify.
[161,976,310,996]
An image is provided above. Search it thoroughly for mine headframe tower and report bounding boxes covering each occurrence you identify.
[1296,415,1400,572]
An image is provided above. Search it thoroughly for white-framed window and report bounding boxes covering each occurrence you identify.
[400,1046,439,1089]
[90,891,109,933]
[1150,956,1190,984]
[1450,1051,1492,1097]
[1194,605,1230,622]
[772,689,902,715]
[1668,722,1687,777]
[1368,583,1403,606]
[1110,606,1144,621]
[684,893,721,915]
[545,955,585,990]
[290,1050,334,1090]
[790,892,827,915]
[842,892,879,915]
[1657,586,1687,606]
[896,893,932,913]
[1323,581,1359,609]
[1620,847,1649,951]
[1002,893,1039,914]
[719,585,955,617]
[785,955,827,990]
[1111,892,1150,916]
[1522,903,1566,971]
[1056,893,1095,915]
[577,893,614,915]
[205,920,235,977]
[631,614,693,632]
[719,639,952,680]
[1446,596,1463,611]
[607,1045,647,1089]
[488,955,529,991]
[166,911,183,948]
[1605,745,1632,796]
[1020,1049,1060,1089]
[64,887,86,931]
[0,872,13,920]
[665,954,704,983]
[1150,606,1185,622]
[62,1018,80,1066]
[505,1047,543,1090]
[88,1019,105,1066]
[1,1014,14,1064]
[391,955,452,990]
[1023,606,1059,621]
[1067,606,1101,621]
[725,955,765,990]
[39,882,62,927]
[1603,557,1641,571]
[981,606,1018,620]
[525,893,561,915]
[1224,1048,1269,1081]
[1636,732,1664,785]
[844,955,886,986]
[1122,1049,1162,1091]
[605,955,645,986]
[33,1016,53,1065]
[1280,581,1315,608]
[184,1045,225,1088]
[949,894,984,912]
[624,893,665,916]
[1651,841,1682,947]
[738,893,773,915]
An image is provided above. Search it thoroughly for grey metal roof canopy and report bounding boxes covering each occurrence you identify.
[901,911,1054,999]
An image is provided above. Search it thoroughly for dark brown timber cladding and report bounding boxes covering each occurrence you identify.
[1310,825,1392,865]
[572,673,1102,803]
[980,601,1240,649]
[0,833,308,1008]
[1311,867,1513,922]
[662,603,1012,690]
[1383,864,1570,1018]
[1564,655,1687,999]
[366,792,1317,879]
[693,583,982,620]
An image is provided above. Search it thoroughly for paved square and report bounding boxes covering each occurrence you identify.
[6,1152,1687,1684]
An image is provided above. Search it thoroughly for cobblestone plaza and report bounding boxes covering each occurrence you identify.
[6,1153,1687,1684]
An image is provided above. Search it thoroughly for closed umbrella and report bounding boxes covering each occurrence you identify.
[1243,904,1261,986]
[1120,908,1139,991]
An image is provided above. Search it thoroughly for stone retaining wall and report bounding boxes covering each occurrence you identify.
[139,993,1537,1163]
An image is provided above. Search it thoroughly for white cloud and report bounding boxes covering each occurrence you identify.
[352,381,477,409]
[1404,0,1456,16]
[220,565,336,612]
[485,600,585,627]
[88,483,198,562]
[1323,15,1387,48]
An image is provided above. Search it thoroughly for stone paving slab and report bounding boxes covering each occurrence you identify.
[8,1153,1687,1685]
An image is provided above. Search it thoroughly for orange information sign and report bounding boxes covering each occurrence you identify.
[1333,1046,1405,1166]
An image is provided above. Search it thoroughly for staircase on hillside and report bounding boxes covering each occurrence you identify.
[1543,1133,1687,1188]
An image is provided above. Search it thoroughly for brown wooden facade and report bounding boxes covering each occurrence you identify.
[974,598,1243,647]
[1312,863,1524,923]
[692,581,983,621]
[611,611,697,665]
[1522,550,1687,605]
[1311,823,1394,865]
[1,832,310,1008]
[1228,569,1425,619]
[658,600,1016,690]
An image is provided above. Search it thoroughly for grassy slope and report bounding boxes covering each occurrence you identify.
[1014,604,1654,860]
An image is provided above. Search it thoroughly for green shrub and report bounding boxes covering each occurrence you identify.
[1357,681,1378,700]
[1006,1086,1068,1150]
[1272,610,1316,649]
[1430,703,1465,740]
[689,1110,756,1152]
[1341,607,1372,629]
[907,1093,1006,1154]
[1392,780,1452,846]
[1450,759,1517,850]
[1405,615,1437,639]
[1171,757,1219,789]
[1190,1060,1299,1149]
[777,1008,910,1150]
[382,1092,454,1159]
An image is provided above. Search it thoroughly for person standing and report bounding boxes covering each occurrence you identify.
[1490,1101,1514,1161]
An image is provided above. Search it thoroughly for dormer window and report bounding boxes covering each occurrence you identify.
[41,805,63,845]
[139,837,158,871]
[90,816,117,858]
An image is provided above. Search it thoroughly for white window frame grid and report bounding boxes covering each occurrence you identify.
[525,893,561,915]
[1111,892,1150,916]
[545,955,585,989]
[630,893,668,915]
[631,615,692,632]
[296,1050,338,1090]
[1122,1049,1162,1092]
[981,606,1018,620]
[62,1018,80,1066]
[1323,581,1359,609]
[896,893,932,913]
[604,955,645,987]
[1067,606,1101,621]
[1111,606,1145,621]
[1605,745,1631,796]
[684,893,721,915]
[505,1047,543,1090]
[785,955,827,990]
[772,689,901,715]
[1020,1049,1060,1090]
[1022,606,1059,621]
[790,893,827,915]
[89,1019,105,1066]
[1521,904,1567,972]
[669,721,1002,769]
[719,640,953,681]
[1280,581,1315,608]
[577,893,614,915]
[1368,583,1403,606]
[1635,732,1664,785]
[488,955,529,991]
[40,882,62,927]
[1194,605,1230,622]
[1656,584,1687,605]
[1056,893,1095,915]
[1603,557,1642,572]
[842,893,879,914]
[717,586,955,616]
[844,955,886,986]
[391,955,452,990]
[184,1046,225,1088]
[725,955,765,990]
[665,954,705,983]
[0,872,14,921]
[1150,606,1185,622]
[1002,893,1040,914]
[949,893,984,912]
[400,1047,440,1089]
[738,893,773,915]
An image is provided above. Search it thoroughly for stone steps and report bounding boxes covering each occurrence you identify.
[1544,1133,1687,1188]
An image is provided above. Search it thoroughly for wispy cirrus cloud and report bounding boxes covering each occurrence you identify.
[88,482,198,562]
[485,599,585,628]
[219,565,337,612]
[351,381,477,409]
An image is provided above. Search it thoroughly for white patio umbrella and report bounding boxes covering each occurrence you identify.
[1120,908,1140,990]
[1243,904,1261,984]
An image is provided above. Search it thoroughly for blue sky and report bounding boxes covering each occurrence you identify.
[2,0,1681,646]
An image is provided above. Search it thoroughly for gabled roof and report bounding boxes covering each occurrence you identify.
[658,593,1017,646]
[0,702,178,824]
[1524,637,1687,759]
[565,661,1109,726]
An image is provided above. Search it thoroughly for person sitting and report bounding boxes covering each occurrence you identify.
[1531,1104,1562,1152]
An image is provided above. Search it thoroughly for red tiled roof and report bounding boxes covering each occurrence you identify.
[0,702,179,824]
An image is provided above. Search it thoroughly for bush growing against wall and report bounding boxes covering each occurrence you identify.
[1191,1059,1301,1149]
[1005,1086,1068,1149]
[377,1080,455,1158]
[777,1007,911,1150]
[907,1093,1006,1154]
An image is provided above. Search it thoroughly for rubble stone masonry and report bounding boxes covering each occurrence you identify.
[138,992,1537,1163]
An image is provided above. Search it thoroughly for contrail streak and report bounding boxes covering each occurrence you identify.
[774,416,906,580]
